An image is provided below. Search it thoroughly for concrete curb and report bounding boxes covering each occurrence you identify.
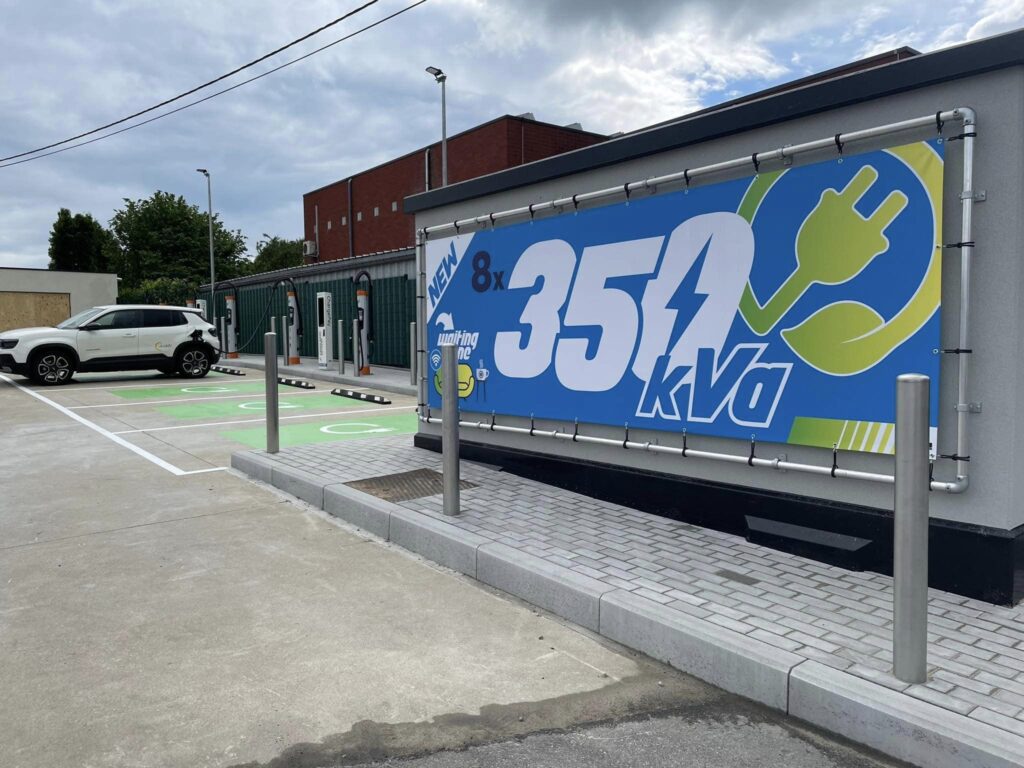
[228,357,416,397]
[600,589,801,710]
[232,454,1024,768]
[390,508,488,577]
[477,543,614,633]
[269,465,329,508]
[323,482,393,540]
[790,661,1024,768]
[230,451,275,484]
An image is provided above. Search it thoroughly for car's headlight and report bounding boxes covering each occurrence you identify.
[0,339,17,349]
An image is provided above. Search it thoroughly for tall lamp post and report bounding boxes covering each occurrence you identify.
[196,168,216,329]
[425,67,447,186]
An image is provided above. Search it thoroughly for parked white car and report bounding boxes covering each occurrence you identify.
[0,305,221,385]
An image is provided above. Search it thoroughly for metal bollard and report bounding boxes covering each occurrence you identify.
[218,317,226,355]
[893,373,930,683]
[353,318,362,378]
[281,315,288,366]
[410,321,417,386]
[270,315,276,337]
[264,332,279,454]
[442,343,460,516]
[337,319,345,374]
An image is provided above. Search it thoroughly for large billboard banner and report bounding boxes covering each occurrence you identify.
[425,141,943,455]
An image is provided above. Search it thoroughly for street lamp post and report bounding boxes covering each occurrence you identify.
[196,168,216,329]
[425,67,447,186]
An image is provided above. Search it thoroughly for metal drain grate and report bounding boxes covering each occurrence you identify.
[345,468,476,502]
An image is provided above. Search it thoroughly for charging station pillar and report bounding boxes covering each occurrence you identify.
[224,294,238,358]
[196,299,208,321]
[356,288,370,375]
[316,292,333,370]
[286,290,300,365]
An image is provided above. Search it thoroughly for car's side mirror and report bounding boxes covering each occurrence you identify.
[79,324,100,331]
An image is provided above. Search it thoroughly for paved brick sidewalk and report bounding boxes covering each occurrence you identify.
[256,436,1024,745]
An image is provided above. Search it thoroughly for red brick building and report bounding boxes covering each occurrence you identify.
[302,114,607,264]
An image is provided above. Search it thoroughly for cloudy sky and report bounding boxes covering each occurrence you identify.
[1,0,1022,269]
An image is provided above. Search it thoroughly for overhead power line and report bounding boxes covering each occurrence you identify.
[0,0,379,163]
[0,0,428,170]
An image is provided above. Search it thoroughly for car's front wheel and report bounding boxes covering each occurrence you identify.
[29,349,76,385]
[175,345,212,378]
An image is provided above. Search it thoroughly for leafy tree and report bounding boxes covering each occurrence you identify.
[108,191,249,290]
[48,208,117,272]
[117,277,197,306]
[252,236,303,273]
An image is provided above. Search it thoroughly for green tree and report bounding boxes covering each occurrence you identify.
[117,277,197,306]
[48,208,117,272]
[252,235,303,273]
[108,191,249,290]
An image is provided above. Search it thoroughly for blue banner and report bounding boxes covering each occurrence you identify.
[425,141,943,454]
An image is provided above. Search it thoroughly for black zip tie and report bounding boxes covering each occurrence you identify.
[623,183,631,200]
[452,220,460,234]
[943,241,975,249]
[572,418,579,442]
[834,133,844,156]
[529,413,535,436]
[489,411,496,431]
[935,111,944,135]
[947,131,977,142]
[832,443,839,478]
[751,153,760,173]
[571,194,579,212]
[748,436,756,466]
[939,453,970,462]
[681,429,688,458]
[683,169,691,187]
[426,405,431,420]
[941,348,973,354]
[528,203,536,222]
[623,423,630,450]
[488,212,496,228]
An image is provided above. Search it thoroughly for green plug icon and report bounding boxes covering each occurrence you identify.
[741,165,907,335]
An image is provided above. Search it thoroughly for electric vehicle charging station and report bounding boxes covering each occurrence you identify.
[316,292,333,370]
[356,289,370,374]
[224,294,239,358]
[196,299,208,321]
[286,290,300,365]
[353,270,372,375]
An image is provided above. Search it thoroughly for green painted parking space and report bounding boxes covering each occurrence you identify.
[222,411,417,448]
[112,379,270,400]
[154,393,368,420]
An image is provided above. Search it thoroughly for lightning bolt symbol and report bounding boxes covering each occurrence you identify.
[664,235,711,354]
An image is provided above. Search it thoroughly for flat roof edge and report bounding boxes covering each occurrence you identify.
[405,29,1024,214]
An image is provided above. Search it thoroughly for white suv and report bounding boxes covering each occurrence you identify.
[0,305,221,385]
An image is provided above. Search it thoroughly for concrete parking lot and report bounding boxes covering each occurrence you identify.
[0,369,901,767]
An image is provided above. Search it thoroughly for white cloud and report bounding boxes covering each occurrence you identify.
[0,0,1021,269]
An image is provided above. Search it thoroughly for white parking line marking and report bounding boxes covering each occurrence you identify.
[67,389,321,409]
[48,377,245,392]
[0,374,227,477]
[109,405,414,434]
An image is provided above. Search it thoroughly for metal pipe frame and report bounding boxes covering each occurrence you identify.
[415,108,977,494]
